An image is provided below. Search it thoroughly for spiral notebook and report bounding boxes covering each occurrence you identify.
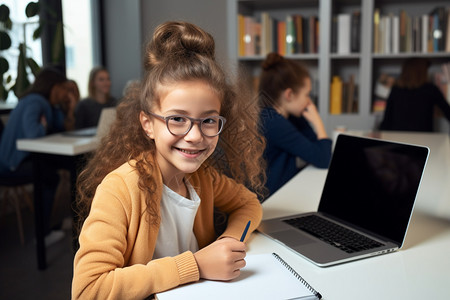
[155,253,322,300]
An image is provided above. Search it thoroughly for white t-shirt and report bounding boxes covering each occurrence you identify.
[153,180,201,259]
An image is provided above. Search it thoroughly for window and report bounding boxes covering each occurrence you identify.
[2,0,42,103]
[62,0,99,98]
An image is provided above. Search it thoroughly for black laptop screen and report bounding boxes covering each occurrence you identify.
[318,134,429,245]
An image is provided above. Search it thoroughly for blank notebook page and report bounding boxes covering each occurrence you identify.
[155,253,319,300]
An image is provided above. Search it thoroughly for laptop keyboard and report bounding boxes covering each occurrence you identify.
[283,215,384,253]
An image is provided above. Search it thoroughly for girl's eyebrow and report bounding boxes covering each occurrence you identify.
[164,109,220,116]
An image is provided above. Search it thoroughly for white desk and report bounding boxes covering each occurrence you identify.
[17,133,98,156]
[17,133,98,269]
[247,132,450,299]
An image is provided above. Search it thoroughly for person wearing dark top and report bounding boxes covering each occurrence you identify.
[0,67,78,238]
[74,66,117,129]
[259,53,332,200]
[380,57,450,132]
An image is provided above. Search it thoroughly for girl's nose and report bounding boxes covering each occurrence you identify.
[183,122,203,142]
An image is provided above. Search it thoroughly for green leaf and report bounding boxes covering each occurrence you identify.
[0,30,11,50]
[26,57,40,75]
[25,2,40,18]
[13,43,31,97]
[32,24,43,40]
[0,56,9,74]
[0,82,9,101]
[0,4,10,23]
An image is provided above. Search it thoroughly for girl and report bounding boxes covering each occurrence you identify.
[72,21,265,299]
[74,66,117,129]
[259,52,332,199]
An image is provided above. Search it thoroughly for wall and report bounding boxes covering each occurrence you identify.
[102,0,236,98]
[140,0,233,69]
[102,0,142,98]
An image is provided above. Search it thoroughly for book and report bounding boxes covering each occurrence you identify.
[155,253,322,300]
[286,15,296,55]
[261,12,273,56]
[373,8,380,53]
[350,10,361,53]
[330,76,343,114]
[337,14,351,54]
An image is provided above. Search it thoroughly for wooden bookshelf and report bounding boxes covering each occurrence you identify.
[231,0,450,134]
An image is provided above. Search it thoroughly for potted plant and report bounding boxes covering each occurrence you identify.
[0,1,64,102]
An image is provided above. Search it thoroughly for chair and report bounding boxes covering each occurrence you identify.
[0,118,34,245]
[0,175,34,244]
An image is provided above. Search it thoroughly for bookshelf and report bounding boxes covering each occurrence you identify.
[232,0,450,134]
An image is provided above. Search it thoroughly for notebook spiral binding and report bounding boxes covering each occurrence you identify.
[272,253,322,299]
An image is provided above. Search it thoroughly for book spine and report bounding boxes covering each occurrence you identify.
[373,9,380,53]
[351,11,361,53]
[392,15,400,54]
[330,76,343,115]
[337,14,351,54]
[286,15,295,55]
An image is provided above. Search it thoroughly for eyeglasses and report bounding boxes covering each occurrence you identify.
[147,111,226,137]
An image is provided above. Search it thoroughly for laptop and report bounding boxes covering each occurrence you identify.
[257,134,429,267]
[64,107,116,138]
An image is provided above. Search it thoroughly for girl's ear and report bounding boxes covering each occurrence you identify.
[140,111,155,139]
[281,88,295,103]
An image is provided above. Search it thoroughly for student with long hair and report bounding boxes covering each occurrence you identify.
[380,57,450,131]
[72,21,265,299]
[259,52,332,199]
[0,67,78,237]
[74,66,117,129]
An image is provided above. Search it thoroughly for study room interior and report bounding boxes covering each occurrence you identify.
[0,0,449,299]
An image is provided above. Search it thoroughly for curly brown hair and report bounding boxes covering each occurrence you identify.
[75,21,266,232]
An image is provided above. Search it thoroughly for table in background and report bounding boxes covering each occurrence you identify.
[247,131,450,299]
[17,133,98,270]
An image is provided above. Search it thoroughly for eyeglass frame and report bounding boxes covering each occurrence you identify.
[146,111,227,137]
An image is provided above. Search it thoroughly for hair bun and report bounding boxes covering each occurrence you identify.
[261,52,284,70]
[146,21,215,69]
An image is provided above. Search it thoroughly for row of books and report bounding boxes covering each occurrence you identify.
[238,13,319,57]
[331,11,361,54]
[373,7,450,54]
[330,75,359,114]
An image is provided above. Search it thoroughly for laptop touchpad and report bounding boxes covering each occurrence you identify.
[272,230,315,246]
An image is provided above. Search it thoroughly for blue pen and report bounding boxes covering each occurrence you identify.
[240,220,251,242]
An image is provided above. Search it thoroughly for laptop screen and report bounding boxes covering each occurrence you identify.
[318,134,429,245]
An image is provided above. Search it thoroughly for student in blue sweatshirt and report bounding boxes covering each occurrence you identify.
[259,53,332,200]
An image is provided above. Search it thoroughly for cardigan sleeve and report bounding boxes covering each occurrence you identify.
[72,172,199,300]
[205,167,263,241]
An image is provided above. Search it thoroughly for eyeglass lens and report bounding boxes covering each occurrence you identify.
[167,116,224,136]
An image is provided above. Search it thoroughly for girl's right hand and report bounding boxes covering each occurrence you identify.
[40,114,48,130]
[193,237,247,281]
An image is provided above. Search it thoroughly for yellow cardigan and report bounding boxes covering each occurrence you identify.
[72,159,263,299]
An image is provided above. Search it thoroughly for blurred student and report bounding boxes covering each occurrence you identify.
[0,67,78,236]
[72,21,265,299]
[259,52,332,199]
[380,57,450,132]
[74,66,117,129]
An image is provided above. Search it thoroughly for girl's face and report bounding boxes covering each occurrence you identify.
[94,70,111,96]
[140,80,221,186]
[286,77,312,117]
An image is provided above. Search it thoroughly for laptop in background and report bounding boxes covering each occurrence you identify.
[63,107,116,138]
[258,134,429,267]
